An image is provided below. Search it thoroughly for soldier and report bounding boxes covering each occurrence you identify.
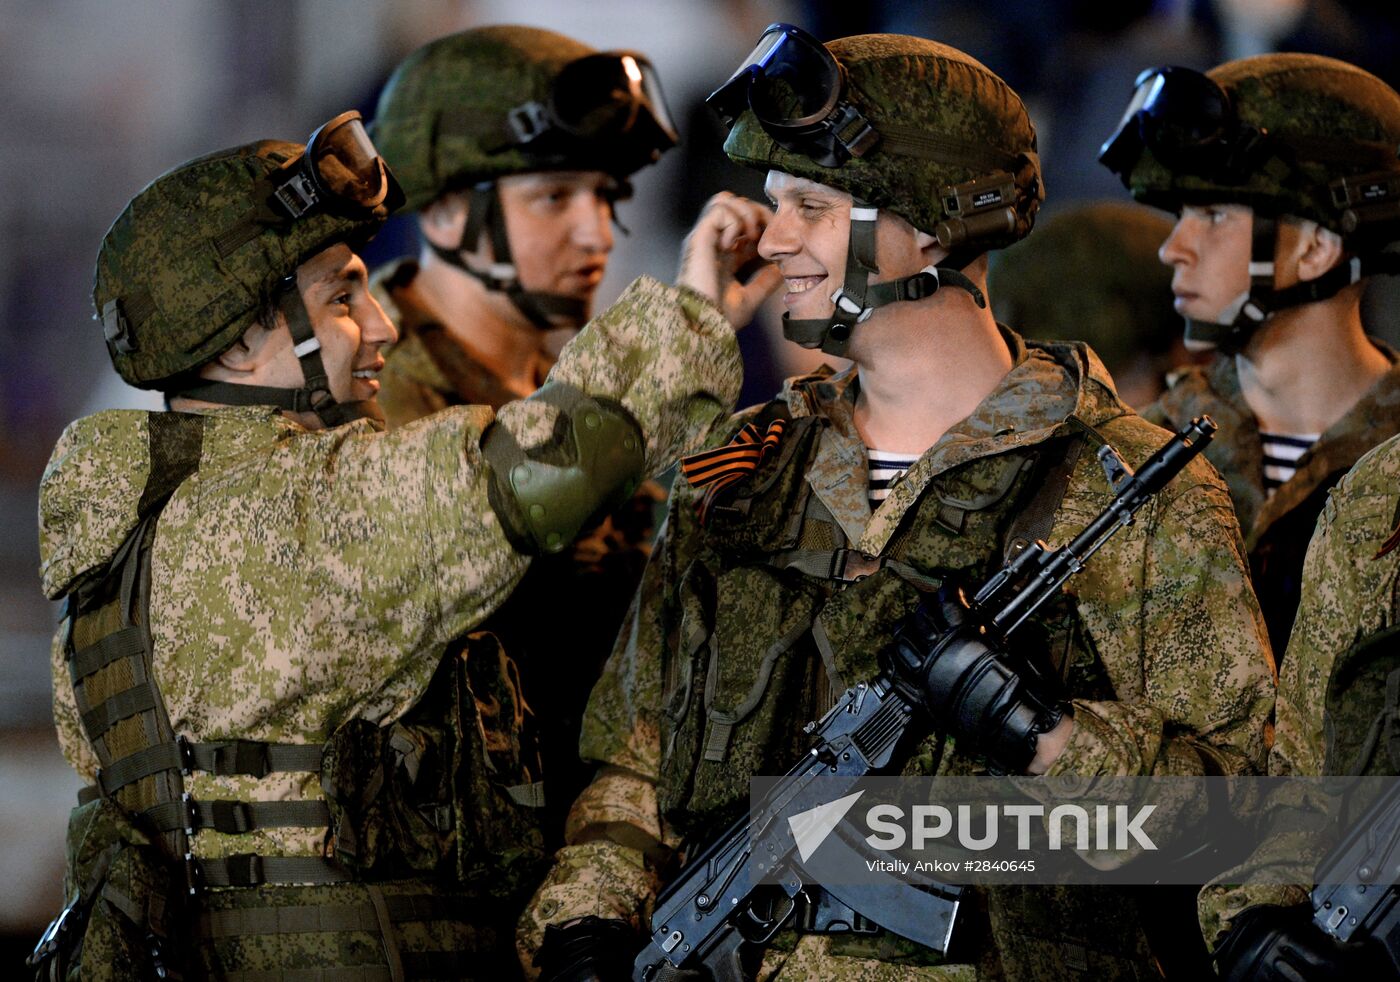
[521,27,1274,981]
[1099,53,1400,658]
[32,109,774,979]
[1197,435,1400,981]
[367,25,681,856]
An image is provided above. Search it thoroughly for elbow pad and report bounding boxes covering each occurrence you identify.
[483,382,645,555]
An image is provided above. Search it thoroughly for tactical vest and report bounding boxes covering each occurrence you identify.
[33,414,547,982]
[658,403,1111,832]
[655,400,1186,978]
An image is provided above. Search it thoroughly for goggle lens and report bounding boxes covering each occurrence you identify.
[309,112,389,210]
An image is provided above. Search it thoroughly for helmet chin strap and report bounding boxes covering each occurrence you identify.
[1184,214,1400,355]
[782,200,987,358]
[428,182,588,331]
[175,280,382,428]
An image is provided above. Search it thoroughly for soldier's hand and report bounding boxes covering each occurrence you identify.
[677,191,783,328]
[1213,902,1384,981]
[881,585,1071,775]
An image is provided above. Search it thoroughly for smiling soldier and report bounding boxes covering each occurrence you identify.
[521,27,1274,982]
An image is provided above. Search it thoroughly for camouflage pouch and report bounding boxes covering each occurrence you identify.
[31,797,185,981]
[323,633,547,899]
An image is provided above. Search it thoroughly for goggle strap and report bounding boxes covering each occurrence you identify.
[878,122,1019,173]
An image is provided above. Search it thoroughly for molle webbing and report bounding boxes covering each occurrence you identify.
[64,413,335,887]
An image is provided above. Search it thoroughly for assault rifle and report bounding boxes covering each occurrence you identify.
[632,416,1219,982]
[1311,779,1400,971]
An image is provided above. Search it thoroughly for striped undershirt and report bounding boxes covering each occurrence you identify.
[868,449,919,508]
[1260,431,1319,495]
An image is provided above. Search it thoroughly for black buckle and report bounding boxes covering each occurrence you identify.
[226,853,265,887]
[176,735,195,775]
[183,852,202,897]
[181,792,198,837]
[506,102,551,144]
[211,739,272,778]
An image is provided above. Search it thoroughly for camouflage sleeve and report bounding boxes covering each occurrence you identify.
[1272,444,1400,777]
[537,277,742,476]
[1048,459,1275,779]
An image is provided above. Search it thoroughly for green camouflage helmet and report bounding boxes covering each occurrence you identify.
[989,201,1179,368]
[724,33,1044,249]
[1113,54,1400,243]
[95,141,388,389]
[373,25,675,211]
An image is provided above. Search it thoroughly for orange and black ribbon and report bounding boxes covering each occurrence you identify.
[1376,521,1400,560]
[680,419,787,525]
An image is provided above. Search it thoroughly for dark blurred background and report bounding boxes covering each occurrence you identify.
[4,0,1397,966]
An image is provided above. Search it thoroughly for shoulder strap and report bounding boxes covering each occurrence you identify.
[1001,418,1103,564]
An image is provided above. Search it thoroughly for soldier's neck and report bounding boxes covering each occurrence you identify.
[414,248,552,399]
[1235,288,1387,435]
[850,296,1010,455]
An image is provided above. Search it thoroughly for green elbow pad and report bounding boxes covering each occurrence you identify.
[483,382,645,555]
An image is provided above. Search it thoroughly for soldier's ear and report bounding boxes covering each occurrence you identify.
[419,192,469,251]
[1294,220,1346,283]
[215,319,281,375]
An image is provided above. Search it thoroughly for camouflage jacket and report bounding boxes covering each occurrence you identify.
[1273,433,1400,777]
[522,329,1275,980]
[372,254,666,847]
[40,275,740,865]
[1196,436,1400,952]
[1144,346,1400,654]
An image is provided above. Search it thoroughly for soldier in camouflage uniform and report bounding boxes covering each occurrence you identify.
[1199,436,1400,980]
[367,26,683,861]
[521,29,1275,981]
[32,108,775,979]
[1100,54,1400,659]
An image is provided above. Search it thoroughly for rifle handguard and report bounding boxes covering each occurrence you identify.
[1214,903,1366,982]
[884,589,1069,774]
[536,915,640,982]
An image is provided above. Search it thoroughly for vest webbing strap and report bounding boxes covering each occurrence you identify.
[145,798,331,835]
[70,626,145,681]
[198,893,489,938]
[194,855,350,888]
[506,781,547,808]
[92,740,325,798]
[80,683,158,738]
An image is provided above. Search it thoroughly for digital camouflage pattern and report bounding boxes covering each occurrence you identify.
[1195,437,1400,950]
[1122,54,1400,242]
[723,34,1042,244]
[520,319,1275,979]
[40,275,741,977]
[1144,347,1400,655]
[1274,433,1400,778]
[372,253,664,851]
[373,26,596,211]
[988,202,1179,372]
[95,141,391,388]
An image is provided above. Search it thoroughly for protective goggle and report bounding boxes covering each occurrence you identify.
[505,51,678,163]
[272,110,400,219]
[1098,66,1271,185]
[706,22,878,168]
